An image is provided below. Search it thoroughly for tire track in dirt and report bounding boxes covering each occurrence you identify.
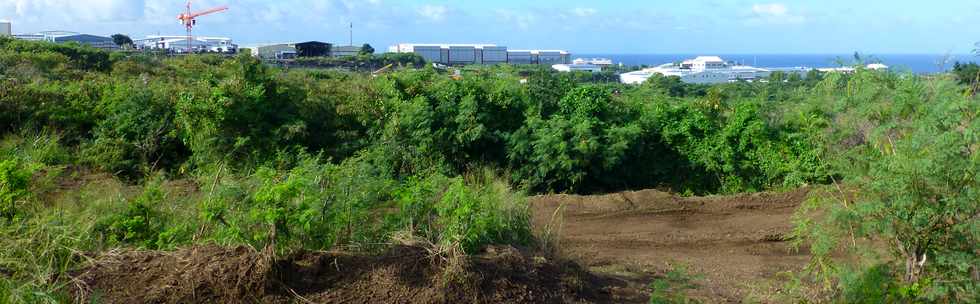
[530,188,812,303]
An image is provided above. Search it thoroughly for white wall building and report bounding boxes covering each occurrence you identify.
[10,31,118,50]
[620,56,772,85]
[573,58,613,67]
[134,35,237,53]
[0,20,10,37]
[388,43,570,65]
[552,64,602,73]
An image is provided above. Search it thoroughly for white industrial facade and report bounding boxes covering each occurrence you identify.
[134,35,237,53]
[9,31,118,50]
[388,43,570,65]
[552,64,602,73]
[0,21,10,37]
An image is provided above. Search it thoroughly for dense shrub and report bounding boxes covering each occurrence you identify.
[793,71,979,302]
[174,55,305,169]
[392,170,532,254]
[83,80,185,177]
[0,159,32,221]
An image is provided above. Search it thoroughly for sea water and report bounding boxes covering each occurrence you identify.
[577,54,977,74]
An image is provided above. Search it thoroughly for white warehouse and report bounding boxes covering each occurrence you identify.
[134,35,237,54]
[388,43,570,65]
[1,20,10,37]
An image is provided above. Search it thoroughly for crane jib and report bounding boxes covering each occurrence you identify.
[177,1,229,54]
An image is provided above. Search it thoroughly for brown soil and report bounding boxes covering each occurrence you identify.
[71,244,621,304]
[529,188,813,303]
[70,187,811,303]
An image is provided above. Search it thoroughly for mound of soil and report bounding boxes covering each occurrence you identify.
[530,188,813,302]
[72,244,622,304]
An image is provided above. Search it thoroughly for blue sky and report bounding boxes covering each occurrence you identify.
[1,0,978,54]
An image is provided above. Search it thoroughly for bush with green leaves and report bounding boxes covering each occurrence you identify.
[391,169,532,254]
[92,177,191,249]
[508,86,650,192]
[83,80,185,177]
[174,54,306,169]
[792,72,979,302]
[205,154,394,253]
[0,159,32,221]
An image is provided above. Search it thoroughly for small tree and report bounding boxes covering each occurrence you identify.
[794,80,980,302]
[111,34,133,48]
[359,43,375,55]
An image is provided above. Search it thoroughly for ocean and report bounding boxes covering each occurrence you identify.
[576,54,978,74]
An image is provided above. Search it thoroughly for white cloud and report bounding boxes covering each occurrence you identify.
[571,7,597,17]
[752,3,788,17]
[417,4,448,22]
[0,0,146,22]
[747,2,805,25]
[496,9,537,30]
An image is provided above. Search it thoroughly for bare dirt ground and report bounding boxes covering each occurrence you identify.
[529,188,813,303]
[69,186,812,303]
[72,244,618,304]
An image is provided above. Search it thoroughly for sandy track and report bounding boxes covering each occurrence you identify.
[530,188,813,302]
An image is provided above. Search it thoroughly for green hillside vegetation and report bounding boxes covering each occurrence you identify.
[0,37,976,302]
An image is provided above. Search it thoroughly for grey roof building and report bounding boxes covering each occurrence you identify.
[295,41,332,57]
[332,45,362,57]
[53,34,119,51]
[9,31,118,50]
[253,44,298,59]
[1,21,10,37]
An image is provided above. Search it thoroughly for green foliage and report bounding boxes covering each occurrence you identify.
[206,154,394,253]
[952,61,979,95]
[110,34,133,47]
[435,172,531,253]
[0,159,32,221]
[509,86,647,192]
[290,52,427,71]
[792,71,979,302]
[643,74,709,98]
[649,264,702,304]
[4,38,980,302]
[360,43,375,55]
[92,177,190,249]
[391,169,532,254]
[174,54,305,168]
[0,216,98,303]
[0,36,110,71]
[83,80,185,177]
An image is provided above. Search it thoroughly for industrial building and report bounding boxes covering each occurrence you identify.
[10,31,118,50]
[295,41,332,57]
[134,35,237,53]
[387,43,570,66]
[552,63,602,73]
[247,41,342,59]
[332,45,362,57]
[1,20,10,37]
[250,43,298,59]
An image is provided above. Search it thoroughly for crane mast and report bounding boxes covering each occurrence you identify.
[176,1,228,54]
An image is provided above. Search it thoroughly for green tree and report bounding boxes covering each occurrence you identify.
[360,43,375,55]
[111,34,133,48]
[174,55,305,167]
[794,75,979,302]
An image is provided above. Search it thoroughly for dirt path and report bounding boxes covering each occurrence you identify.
[530,188,813,303]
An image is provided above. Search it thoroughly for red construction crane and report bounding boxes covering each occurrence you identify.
[177,1,228,53]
